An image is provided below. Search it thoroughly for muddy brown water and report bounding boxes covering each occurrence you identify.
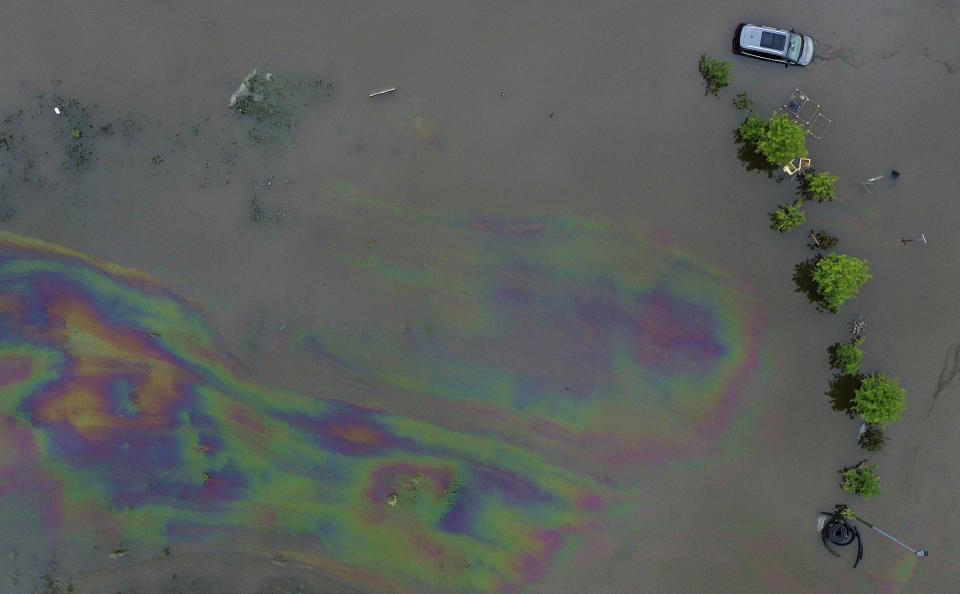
[1,0,959,592]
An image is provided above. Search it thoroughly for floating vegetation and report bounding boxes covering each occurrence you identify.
[249,194,287,224]
[229,68,331,142]
[109,547,130,559]
[150,153,164,165]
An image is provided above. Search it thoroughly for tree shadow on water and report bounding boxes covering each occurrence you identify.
[733,127,777,178]
[827,372,865,417]
[792,256,823,306]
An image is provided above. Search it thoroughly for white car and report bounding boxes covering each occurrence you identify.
[733,23,815,66]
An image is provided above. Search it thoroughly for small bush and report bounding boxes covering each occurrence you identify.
[853,372,906,426]
[830,338,864,375]
[802,172,839,202]
[733,91,754,111]
[698,54,732,96]
[812,253,872,313]
[738,113,766,142]
[808,229,838,250]
[840,461,881,499]
[770,199,806,232]
[859,423,887,452]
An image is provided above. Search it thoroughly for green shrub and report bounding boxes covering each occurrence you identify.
[803,172,839,202]
[858,423,887,452]
[770,200,806,232]
[853,372,906,426]
[733,91,754,111]
[830,339,864,375]
[840,462,881,499]
[812,254,872,313]
[698,54,732,96]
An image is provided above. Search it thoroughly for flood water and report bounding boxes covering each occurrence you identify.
[1,1,959,592]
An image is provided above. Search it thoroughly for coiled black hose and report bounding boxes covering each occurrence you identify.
[820,511,863,568]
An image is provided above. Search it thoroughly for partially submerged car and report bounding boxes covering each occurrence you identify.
[732,23,815,66]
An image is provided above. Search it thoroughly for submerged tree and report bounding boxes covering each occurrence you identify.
[698,54,732,96]
[812,253,872,313]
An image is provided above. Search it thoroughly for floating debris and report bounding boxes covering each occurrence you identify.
[228,68,331,141]
[849,315,865,338]
[368,87,396,98]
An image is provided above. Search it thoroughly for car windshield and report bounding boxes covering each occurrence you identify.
[787,33,802,61]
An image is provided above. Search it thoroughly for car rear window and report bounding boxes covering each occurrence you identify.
[760,31,786,51]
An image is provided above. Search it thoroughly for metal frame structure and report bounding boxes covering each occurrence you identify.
[776,88,833,140]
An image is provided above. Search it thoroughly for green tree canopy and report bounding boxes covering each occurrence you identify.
[853,372,906,426]
[757,114,808,166]
[812,253,872,313]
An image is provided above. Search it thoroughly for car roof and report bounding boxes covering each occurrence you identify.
[740,24,791,55]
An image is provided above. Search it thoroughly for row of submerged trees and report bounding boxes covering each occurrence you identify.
[699,55,907,500]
